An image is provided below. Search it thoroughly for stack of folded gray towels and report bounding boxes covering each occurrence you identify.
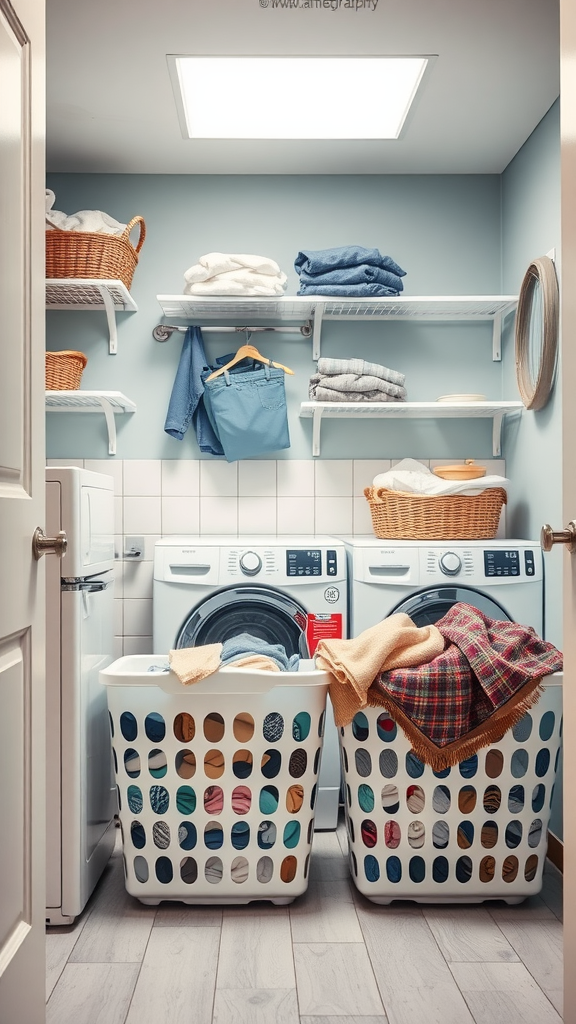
[309,357,407,404]
[295,244,406,297]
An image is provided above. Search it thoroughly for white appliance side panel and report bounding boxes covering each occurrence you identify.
[45,480,63,910]
[60,583,117,918]
[46,467,114,577]
[81,485,115,570]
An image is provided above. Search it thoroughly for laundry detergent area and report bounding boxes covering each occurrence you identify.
[43,20,564,1021]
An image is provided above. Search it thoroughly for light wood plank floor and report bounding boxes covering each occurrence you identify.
[46,822,563,1024]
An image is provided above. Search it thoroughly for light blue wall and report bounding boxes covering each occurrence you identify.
[501,101,561,648]
[501,99,563,837]
[46,173,503,461]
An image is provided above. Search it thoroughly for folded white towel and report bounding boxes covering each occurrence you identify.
[45,189,126,235]
[184,267,287,297]
[184,252,282,284]
[373,458,508,497]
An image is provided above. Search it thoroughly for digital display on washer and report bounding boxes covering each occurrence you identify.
[287,549,321,576]
[484,550,520,577]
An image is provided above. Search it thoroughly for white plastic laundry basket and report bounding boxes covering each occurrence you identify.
[101,655,330,905]
[339,672,562,904]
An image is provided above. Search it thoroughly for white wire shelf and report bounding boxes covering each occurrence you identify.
[156,294,517,360]
[299,400,524,457]
[45,390,136,456]
[46,279,138,354]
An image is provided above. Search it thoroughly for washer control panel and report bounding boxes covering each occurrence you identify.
[239,551,262,576]
[484,549,522,577]
[439,551,462,576]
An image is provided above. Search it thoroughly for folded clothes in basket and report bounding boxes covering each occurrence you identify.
[367,603,563,769]
[372,457,508,496]
[169,633,299,685]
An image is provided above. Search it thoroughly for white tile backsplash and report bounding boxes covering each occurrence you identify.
[315,459,353,497]
[238,496,277,535]
[123,560,154,601]
[353,459,392,495]
[353,495,374,535]
[161,460,200,497]
[315,496,353,535]
[200,461,238,497]
[123,496,162,535]
[277,460,315,497]
[199,496,238,534]
[162,496,200,535]
[239,460,277,497]
[277,496,315,534]
[123,460,161,496]
[123,599,153,637]
[123,636,153,656]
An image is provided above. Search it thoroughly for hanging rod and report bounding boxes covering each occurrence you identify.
[153,322,312,342]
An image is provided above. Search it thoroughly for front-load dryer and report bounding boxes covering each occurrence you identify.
[341,537,543,635]
[153,536,347,829]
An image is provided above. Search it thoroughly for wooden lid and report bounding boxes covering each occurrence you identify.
[433,459,487,480]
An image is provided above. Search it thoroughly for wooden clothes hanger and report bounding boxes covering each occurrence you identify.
[205,336,294,382]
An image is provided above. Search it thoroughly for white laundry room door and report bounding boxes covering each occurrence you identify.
[0,0,46,1021]
[561,4,576,1021]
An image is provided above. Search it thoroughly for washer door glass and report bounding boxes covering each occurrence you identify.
[176,585,310,657]
[390,586,511,627]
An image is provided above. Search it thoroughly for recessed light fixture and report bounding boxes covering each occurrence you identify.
[168,56,430,140]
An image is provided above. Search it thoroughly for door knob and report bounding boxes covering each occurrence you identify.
[32,527,67,560]
[541,522,576,553]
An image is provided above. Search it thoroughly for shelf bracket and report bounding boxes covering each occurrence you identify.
[312,303,325,362]
[492,411,504,457]
[97,284,118,355]
[492,312,502,361]
[312,406,323,457]
[94,396,118,455]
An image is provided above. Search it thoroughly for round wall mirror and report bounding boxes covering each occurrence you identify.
[514,255,559,411]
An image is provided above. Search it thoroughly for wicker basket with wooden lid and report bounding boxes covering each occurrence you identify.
[45,350,88,390]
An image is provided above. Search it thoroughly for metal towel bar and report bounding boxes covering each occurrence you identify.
[153,323,312,342]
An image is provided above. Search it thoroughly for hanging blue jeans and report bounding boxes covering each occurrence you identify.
[202,360,290,462]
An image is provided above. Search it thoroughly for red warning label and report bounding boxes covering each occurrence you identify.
[306,613,343,654]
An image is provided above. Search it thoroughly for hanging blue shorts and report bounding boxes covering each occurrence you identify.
[202,361,290,462]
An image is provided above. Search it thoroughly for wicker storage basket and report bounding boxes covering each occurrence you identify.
[364,486,507,541]
[46,215,146,290]
[45,350,88,390]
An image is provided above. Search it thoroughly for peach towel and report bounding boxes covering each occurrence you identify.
[315,613,445,727]
[169,644,223,686]
[230,655,281,672]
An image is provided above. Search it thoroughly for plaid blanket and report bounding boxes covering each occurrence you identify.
[368,603,562,769]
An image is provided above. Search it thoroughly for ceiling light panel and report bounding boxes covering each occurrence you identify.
[170,56,428,140]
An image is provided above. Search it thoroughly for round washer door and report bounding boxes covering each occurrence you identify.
[390,586,512,627]
[176,585,310,657]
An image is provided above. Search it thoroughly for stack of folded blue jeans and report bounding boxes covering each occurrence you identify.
[295,245,406,297]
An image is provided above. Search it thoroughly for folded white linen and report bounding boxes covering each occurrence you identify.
[184,252,282,284]
[184,267,287,297]
[372,458,508,497]
[45,197,126,236]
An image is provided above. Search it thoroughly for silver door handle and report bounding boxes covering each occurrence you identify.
[541,522,576,553]
[32,527,67,560]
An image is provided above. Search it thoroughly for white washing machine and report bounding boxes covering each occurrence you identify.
[153,536,347,829]
[342,537,543,635]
